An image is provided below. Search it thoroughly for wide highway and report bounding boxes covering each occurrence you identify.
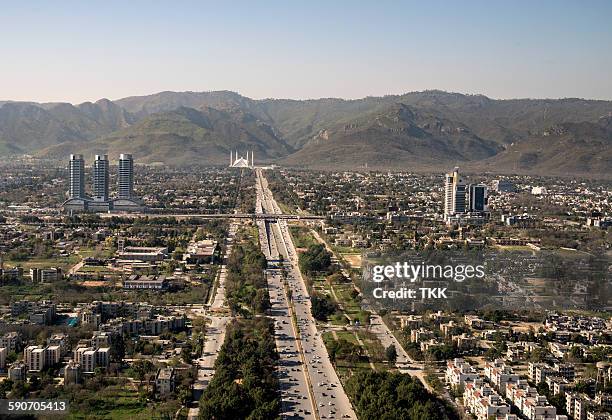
[256,169,357,420]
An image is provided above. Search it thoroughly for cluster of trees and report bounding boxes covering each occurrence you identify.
[267,170,303,211]
[199,318,279,420]
[298,244,332,275]
[345,370,458,420]
[401,339,460,362]
[236,171,256,213]
[328,338,363,363]
[226,240,269,315]
[311,293,338,321]
[425,343,459,361]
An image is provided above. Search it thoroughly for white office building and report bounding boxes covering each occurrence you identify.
[444,167,466,219]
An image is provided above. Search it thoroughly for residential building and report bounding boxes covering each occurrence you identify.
[46,345,61,366]
[47,333,69,356]
[30,267,62,283]
[155,367,176,397]
[75,346,110,373]
[118,153,134,199]
[8,361,27,381]
[445,358,479,387]
[24,345,46,372]
[69,154,85,199]
[464,380,512,420]
[0,332,22,353]
[0,347,6,369]
[64,360,81,385]
[92,154,109,202]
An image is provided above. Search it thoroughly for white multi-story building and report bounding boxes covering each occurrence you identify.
[8,362,27,381]
[24,345,46,372]
[64,360,81,385]
[444,167,466,219]
[47,333,69,356]
[69,154,85,199]
[92,154,109,202]
[445,358,479,387]
[118,154,134,199]
[45,345,61,366]
[75,346,110,373]
[0,332,22,353]
[464,380,512,420]
[484,359,520,389]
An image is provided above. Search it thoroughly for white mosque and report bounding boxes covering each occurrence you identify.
[229,150,254,168]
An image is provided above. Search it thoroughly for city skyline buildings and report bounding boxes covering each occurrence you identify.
[468,183,488,213]
[444,167,466,219]
[444,167,489,223]
[92,155,110,202]
[118,154,134,199]
[68,154,85,200]
[63,154,141,213]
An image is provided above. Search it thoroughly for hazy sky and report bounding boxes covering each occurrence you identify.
[1,0,611,103]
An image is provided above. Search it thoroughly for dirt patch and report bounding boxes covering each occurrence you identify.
[78,280,108,287]
[341,253,362,268]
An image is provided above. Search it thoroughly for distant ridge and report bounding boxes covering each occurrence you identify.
[0,90,610,176]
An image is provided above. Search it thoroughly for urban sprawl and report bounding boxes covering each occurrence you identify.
[0,155,609,420]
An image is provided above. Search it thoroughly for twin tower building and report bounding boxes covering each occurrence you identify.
[443,167,489,224]
[63,154,142,213]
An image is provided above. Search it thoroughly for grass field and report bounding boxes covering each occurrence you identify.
[5,254,80,271]
[289,226,318,249]
[66,385,181,419]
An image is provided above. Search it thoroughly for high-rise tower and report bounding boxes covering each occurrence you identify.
[468,184,488,212]
[444,167,466,219]
[92,155,109,202]
[68,154,85,199]
[118,154,134,199]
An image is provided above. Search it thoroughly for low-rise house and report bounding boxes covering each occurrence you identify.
[155,367,176,397]
[123,274,168,290]
[64,360,81,385]
[8,361,27,381]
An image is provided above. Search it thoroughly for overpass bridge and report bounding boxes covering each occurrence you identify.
[99,212,326,221]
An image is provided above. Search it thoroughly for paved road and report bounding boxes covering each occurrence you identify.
[257,182,316,419]
[256,169,357,420]
[265,252,317,419]
[188,222,237,419]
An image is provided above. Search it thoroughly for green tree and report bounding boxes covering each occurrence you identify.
[385,344,398,365]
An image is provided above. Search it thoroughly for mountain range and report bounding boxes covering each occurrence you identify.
[0,90,610,176]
